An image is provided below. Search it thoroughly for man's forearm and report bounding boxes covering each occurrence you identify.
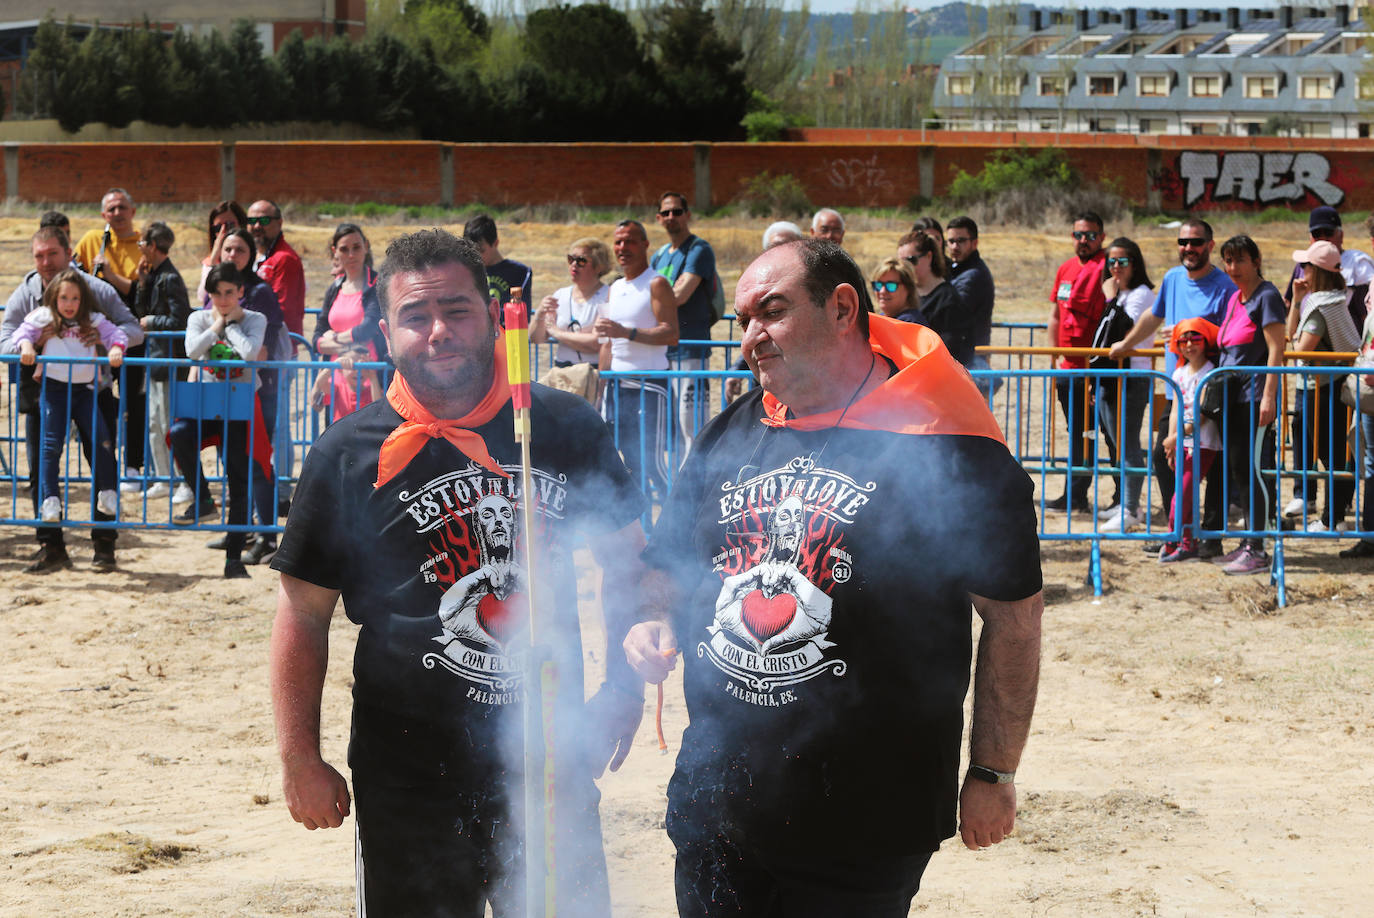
[270,601,332,765]
[969,592,1043,771]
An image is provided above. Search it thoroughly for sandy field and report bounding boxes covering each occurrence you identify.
[3,211,1373,917]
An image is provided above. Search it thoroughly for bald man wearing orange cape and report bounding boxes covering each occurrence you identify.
[624,239,1044,917]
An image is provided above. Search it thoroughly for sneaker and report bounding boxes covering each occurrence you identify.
[1214,544,1248,565]
[174,501,218,525]
[145,481,170,499]
[24,544,72,573]
[1306,519,1329,532]
[119,481,143,494]
[1197,539,1223,560]
[40,496,62,523]
[1283,497,1308,518]
[96,489,118,516]
[1223,546,1270,575]
[224,558,251,580]
[1043,493,1069,512]
[1161,541,1199,563]
[172,483,195,506]
[91,548,117,573]
[1339,540,1374,559]
[205,535,228,550]
[244,537,278,566]
[1156,540,1179,560]
[1143,540,1166,554]
[1099,507,1141,532]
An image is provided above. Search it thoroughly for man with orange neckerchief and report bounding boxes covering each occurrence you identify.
[624,238,1044,916]
[269,229,649,916]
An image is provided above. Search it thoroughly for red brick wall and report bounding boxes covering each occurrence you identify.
[17,143,221,204]
[6,137,1374,212]
[712,143,923,209]
[452,144,696,208]
[236,142,442,204]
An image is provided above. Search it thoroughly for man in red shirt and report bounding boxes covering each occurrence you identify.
[248,199,307,506]
[248,200,306,337]
[1046,212,1107,512]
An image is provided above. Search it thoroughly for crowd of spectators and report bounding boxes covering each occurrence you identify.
[4,192,1373,578]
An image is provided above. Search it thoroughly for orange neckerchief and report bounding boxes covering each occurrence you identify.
[374,338,512,488]
[760,314,1005,444]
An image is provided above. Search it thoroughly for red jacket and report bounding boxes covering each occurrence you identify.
[258,236,307,337]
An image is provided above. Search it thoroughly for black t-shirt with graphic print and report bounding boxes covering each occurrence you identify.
[644,389,1042,855]
[272,384,645,786]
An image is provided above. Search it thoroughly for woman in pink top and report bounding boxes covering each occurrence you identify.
[311,224,385,422]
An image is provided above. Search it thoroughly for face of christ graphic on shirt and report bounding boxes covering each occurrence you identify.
[713,494,833,658]
[436,493,529,651]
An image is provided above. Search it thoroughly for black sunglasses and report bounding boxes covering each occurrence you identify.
[1177,237,1207,248]
[1073,230,1100,242]
[1106,256,1132,268]
[658,207,686,218]
[245,215,275,227]
[566,254,589,267]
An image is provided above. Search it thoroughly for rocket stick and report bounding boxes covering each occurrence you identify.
[504,292,557,918]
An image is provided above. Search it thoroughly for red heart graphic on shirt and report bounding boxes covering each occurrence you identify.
[741,590,797,645]
[476,592,525,645]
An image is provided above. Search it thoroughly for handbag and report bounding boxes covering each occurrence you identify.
[1197,373,1227,423]
[539,362,600,406]
[1340,365,1374,415]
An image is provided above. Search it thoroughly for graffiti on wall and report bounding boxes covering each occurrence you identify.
[1177,151,1344,208]
[825,154,895,200]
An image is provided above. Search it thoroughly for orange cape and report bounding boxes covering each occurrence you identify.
[760,314,1005,444]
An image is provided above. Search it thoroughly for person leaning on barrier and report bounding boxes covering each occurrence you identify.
[1281,205,1373,520]
[1110,218,1236,557]
[1342,304,1374,559]
[1092,237,1156,533]
[623,238,1043,917]
[268,228,649,916]
[531,236,611,367]
[1,226,143,574]
[1046,212,1108,514]
[651,191,720,448]
[1209,236,1287,575]
[596,219,679,501]
[132,221,192,500]
[1289,241,1361,534]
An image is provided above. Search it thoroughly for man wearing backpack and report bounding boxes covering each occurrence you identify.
[652,191,721,450]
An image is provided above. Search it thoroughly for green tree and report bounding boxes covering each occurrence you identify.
[713,0,811,108]
[646,0,750,140]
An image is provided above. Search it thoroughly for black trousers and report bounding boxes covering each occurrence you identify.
[1055,376,1097,500]
[668,814,933,918]
[353,774,610,918]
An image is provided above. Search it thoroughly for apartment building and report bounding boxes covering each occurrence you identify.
[934,5,1374,138]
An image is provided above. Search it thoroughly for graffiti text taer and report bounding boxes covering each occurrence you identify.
[1179,151,1344,208]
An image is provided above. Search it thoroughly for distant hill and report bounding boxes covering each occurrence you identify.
[807,3,1008,61]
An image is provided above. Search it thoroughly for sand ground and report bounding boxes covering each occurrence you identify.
[2,212,1372,917]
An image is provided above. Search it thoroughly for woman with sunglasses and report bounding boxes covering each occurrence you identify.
[195,200,249,303]
[868,257,927,326]
[1093,237,1155,532]
[532,238,611,366]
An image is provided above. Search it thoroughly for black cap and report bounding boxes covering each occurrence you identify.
[1309,205,1341,231]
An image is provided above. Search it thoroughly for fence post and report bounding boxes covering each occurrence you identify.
[220,141,235,203]
[693,143,712,211]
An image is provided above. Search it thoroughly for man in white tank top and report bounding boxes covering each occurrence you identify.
[596,220,680,499]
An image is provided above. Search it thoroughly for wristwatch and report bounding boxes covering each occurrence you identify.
[968,764,1015,784]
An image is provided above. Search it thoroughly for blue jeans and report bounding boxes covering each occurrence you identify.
[603,376,670,501]
[39,378,117,507]
[1096,376,1150,515]
[670,344,710,450]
